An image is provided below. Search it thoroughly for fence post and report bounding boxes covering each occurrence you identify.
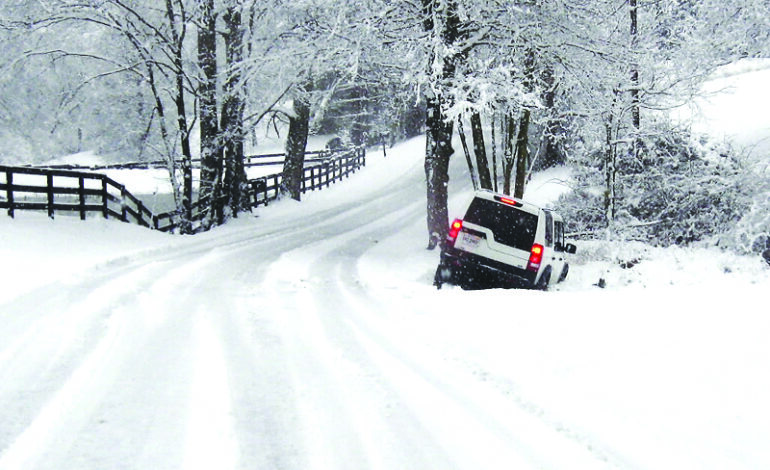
[47,174,54,219]
[101,177,109,219]
[272,175,279,204]
[137,200,146,226]
[120,186,128,222]
[345,155,350,178]
[78,176,86,220]
[6,170,14,218]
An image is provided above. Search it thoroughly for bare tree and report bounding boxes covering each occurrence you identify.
[197,0,221,227]
[280,89,311,201]
[422,0,469,249]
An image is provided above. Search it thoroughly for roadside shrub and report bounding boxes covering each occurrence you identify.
[628,137,751,245]
[717,174,770,258]
[558,130,753,246]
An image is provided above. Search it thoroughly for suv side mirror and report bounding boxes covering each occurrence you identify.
[565,243,577,254]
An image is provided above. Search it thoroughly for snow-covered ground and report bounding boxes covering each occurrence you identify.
[675,58,770,158]
[2,62,770,469]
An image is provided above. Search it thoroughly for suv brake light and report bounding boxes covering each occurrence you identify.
[527,243,544,272]
[494,195,521,207]
[448,219,463,240]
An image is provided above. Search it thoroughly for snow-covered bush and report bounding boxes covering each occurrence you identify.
[558,130,754,246]
[627,136,751,245]
[554,183,606,239]
[717,171,770,259]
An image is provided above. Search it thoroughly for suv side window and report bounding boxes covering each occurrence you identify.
[544,211,553,247]
[554,221,565,252]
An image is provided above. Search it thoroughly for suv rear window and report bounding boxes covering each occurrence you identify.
[463,198,538,250]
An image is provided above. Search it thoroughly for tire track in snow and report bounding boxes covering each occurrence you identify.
[245,155,551,468]
[340,242,625,469]
[1,141,619,468]
[0,249,241,469]
[181,312,239,470]
[252,173,462,469]
[0,261,183,469]
[266,192,619,469]
[305,216,550,469]
[0,147,427,469]
[0,200,371,464]
[0,261,173,464]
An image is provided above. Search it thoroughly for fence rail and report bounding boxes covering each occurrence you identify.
[27,150,333,171]
[0,165,158,228]
[1,147,365,233]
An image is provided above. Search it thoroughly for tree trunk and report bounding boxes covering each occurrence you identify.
[165,0,193,233]
[470,111,492,190]
[510,48,534,198]
[540,65,564,168]
[425,95,454,249]
[177,89,193,234]
[221,7,247,216]
[350,86,367,147]
[490,112,498,192]
[457,115,477,190]
[513,108,530,199]
[502,112,516,195]
[604,120,617,225]
[281,96,310,201]
[142,58,180,209]
[197,0,220,227]
[630,0,641,135]
[422,0,464,249]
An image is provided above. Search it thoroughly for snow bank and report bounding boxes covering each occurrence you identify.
[0,213,178,303]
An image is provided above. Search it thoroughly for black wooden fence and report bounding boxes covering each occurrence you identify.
[0,165,159,228]
[154,147,366,232]
[1,146,365,233]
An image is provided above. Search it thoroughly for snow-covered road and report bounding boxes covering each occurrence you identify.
[0,139,610,469]
[2,137,770,469]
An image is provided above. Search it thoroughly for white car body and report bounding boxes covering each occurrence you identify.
[435,190,576,289]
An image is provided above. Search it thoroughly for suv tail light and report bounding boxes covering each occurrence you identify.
[448,219,463,241]
[494,195,521,207]
[527,243,544,272]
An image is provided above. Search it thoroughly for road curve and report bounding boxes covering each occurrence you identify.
[0,150,612,470]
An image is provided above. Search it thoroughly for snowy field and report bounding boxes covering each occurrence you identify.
[1,63,770,469]
[674,58,770,158]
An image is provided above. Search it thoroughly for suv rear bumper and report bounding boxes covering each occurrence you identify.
[437,245,537,287]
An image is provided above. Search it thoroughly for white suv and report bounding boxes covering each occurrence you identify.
[434,190,576,290]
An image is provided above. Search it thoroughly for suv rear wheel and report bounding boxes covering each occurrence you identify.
[434,263,453,289]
